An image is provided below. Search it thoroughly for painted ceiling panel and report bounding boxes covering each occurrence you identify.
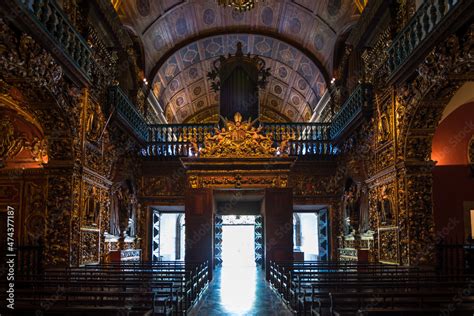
[119,0,360,123]
[122,0,358,73]
[153,34,328,123]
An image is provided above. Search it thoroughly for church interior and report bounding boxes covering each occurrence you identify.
[1,0,474,315]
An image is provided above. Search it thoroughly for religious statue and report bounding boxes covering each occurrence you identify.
[358,185,370,233]
[86,103,103,142]
[377,185,393,225]
[84,186,100,226]
[109,185,121,236]
[115,180,137,237]
[378,113,391,142]
[342,180,360,235]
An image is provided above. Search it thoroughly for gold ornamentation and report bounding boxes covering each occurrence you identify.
[0,118,25,167]
[197,112,276,158]
[80,230,100,265]
[378,228,399,264]
[217,0,259,12]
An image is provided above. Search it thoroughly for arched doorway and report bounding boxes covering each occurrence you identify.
[431,100,474,271]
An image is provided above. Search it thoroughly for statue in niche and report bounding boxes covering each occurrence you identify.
[86,103,104,142]
[84,187,100,226]
[116,179,137,237]
[378,113,391,142]
[342,180,360,235]
[377,186,394,225]
[358,185,370,233]
[109,184,121,236]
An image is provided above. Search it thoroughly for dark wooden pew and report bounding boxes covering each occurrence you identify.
[1,260,209,316]
[269,260,474,316]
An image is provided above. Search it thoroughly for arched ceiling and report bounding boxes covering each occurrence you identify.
[117,0,361,123]
[154,34,327,123]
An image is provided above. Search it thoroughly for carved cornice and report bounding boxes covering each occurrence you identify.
[82,167,112,189]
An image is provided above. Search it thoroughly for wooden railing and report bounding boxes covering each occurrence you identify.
[387,0,461,78]
[144,124,216,158]
[107,86,148,142]
[330,84,372,140]
[16,0,92,81]
[143,122,335,158]
[262,122,335,158]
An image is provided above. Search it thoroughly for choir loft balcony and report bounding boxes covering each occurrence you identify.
[3,0,92,86]
[144,122,335,160]
[107,86,148,144]
[329,83,373,141]
[108,86,376,160]
[387,0,472,82]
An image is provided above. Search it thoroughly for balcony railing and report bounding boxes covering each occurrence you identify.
[262,123,335,158]
[143,122,336,158]
[16,0,92,81]
[330,84,372,140]
[387,0,461,78]
[108,86,148,142]
[145,124,216,157]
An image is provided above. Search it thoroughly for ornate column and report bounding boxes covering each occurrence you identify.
[397,161,436,265]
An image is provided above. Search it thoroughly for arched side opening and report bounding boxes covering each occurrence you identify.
[431,101,474,270]
[395,26,473,266]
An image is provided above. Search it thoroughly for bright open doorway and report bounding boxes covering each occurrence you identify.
[293,212,319,260]
[221,215,256,267]
[152,211,185,261]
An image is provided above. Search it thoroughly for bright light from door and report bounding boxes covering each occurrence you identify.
[222,225,255,267]
[294,212,319,260]
[220,224,257,314]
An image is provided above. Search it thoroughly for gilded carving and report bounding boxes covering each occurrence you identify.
[23,182,47,245]
[142,176,185,197]
[0,118,25,167]
[379,228,399,264]
[197,112,276,158]
[80,230,100,265]
[195,174,281,189]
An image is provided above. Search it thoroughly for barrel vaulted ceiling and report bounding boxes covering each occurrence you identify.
[117,0,361,123]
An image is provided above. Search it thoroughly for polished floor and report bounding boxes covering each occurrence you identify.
[189,266,293,316]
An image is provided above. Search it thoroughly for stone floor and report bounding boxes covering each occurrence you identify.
[189,265,293,316]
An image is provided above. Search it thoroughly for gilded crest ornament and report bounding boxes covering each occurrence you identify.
[196,112,276,158]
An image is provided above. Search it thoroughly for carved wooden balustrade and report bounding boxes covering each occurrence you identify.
[387,0,463,80]
[261,123,334,158]
[11,0,92,85]
[107,86,148,142]
[145,123,216,157]
[330,83,373,140]
[143,122,336,159]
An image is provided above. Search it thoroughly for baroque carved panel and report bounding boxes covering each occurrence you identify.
[378,228,399,264]
[80,229,100,265]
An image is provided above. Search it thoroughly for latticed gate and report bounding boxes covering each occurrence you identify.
[318,209,329,261]
[152,210,160,261]
[254,215,263,267]
[214,215,223,266]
